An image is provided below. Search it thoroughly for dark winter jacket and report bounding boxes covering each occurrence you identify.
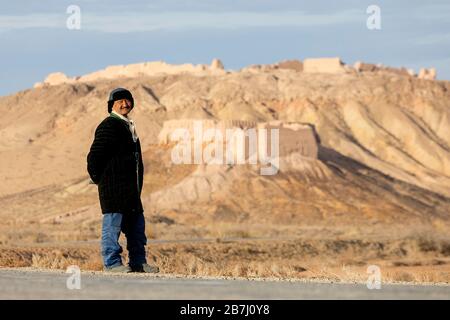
[87,115,144,214]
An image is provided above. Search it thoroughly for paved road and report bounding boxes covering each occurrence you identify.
[0,269,449,299]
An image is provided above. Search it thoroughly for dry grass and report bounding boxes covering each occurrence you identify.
[2,236,450,284]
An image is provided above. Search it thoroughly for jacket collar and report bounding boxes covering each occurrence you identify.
[110,110,131,123]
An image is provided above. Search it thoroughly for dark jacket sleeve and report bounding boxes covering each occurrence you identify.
[137,139,144,195]
[87,120,116,184]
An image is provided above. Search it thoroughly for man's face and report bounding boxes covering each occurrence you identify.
[112,99,132,117]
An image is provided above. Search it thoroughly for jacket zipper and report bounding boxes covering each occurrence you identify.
[135,143,140,194]
[111,115,141,196]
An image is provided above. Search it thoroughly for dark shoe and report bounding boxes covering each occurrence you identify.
[142,263,159,273]
[104,264,132,273]
[132,263,160,273]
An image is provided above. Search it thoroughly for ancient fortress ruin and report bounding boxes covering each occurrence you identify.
[34,57,437,89]
[34,59,226,88]
[158,119,319,164]
[242,57,437,80]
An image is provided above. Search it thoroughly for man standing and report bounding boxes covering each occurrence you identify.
[87,88,159,273]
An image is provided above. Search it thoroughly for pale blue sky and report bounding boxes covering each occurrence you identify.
[1,0,449,96]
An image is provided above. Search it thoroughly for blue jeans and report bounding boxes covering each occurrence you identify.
[101,212,147,269]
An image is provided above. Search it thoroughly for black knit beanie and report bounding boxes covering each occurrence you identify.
[107,88,134,113]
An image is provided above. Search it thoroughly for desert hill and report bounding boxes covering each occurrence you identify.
[0,57,449,246]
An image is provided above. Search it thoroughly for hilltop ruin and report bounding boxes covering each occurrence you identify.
[241,57,437,79]
[158,119,319,166]
[34,59,226,88]
[33,57,437,89]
